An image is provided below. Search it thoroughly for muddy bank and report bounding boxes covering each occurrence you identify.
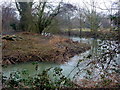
[2,32,90,65]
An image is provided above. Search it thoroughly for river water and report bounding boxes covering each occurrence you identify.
[3,37,120,80]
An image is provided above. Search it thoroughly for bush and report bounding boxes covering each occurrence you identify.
[2,67,75,89]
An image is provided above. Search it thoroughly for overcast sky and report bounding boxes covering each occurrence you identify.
[0,0,118,14]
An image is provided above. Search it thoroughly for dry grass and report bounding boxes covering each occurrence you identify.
[49,36,70,44]
[2,32,90,64]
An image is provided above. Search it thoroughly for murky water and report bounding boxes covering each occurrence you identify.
[3,37,120,80]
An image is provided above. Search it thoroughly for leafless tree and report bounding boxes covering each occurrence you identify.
[1,2,18,32]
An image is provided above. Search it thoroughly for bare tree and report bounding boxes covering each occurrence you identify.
[77,6,85,39]
[34,1,62,34]
[15,0,34,31]
[83,0,101,38]
[15,0,62,33]
[111,0,120,41]
[2,2,18,32]
[61,3,77,36]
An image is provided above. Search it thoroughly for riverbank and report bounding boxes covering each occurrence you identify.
[59,30,119,40]
[2,32,90,65]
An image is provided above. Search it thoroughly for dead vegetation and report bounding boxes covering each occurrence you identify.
[2,32,90,65]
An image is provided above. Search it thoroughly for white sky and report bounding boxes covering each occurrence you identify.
[0,0,118,14]
[61,0,118,14]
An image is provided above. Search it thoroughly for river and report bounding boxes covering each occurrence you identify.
[3,37,120,80]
